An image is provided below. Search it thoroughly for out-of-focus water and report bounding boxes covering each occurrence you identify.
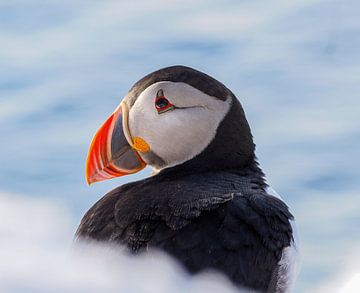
[0,1,359,292]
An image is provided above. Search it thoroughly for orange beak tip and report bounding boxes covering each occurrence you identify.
[86,177,92,186]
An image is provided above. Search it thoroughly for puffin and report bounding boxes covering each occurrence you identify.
[76,66,299,292]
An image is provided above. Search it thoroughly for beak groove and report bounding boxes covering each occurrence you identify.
[85,102,146,185]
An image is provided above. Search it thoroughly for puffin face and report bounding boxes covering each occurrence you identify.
[127,81,231,171]
[86,67,232,184]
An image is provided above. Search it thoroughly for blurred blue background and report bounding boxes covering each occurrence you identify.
[0,0,359,292]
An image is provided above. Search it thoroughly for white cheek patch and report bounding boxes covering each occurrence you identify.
[127,81,231,169]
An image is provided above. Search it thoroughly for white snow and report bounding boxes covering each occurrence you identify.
[0,191,243,293]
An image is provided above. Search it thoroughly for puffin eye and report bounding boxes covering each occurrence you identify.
[155,97,169,109]
[155,89,175,114]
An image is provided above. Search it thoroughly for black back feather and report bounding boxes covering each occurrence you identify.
[76,165,293,292]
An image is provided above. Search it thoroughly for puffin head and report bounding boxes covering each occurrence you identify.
[86,65,255,184]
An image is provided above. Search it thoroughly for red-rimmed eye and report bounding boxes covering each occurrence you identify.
[155,96,170,109]
[155,89,175,114]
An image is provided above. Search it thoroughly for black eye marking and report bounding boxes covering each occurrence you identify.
[156,89,164,98]
[155,89,175,114]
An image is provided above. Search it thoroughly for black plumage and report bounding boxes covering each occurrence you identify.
[77,66,295,292]
[76,162,293,292]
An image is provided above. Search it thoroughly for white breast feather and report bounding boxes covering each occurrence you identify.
[266,186,301,293]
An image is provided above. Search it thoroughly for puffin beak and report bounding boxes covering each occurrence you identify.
[86,102,148,184]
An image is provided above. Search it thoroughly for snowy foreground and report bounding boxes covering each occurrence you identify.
[0,192,241,293]
[0,192,359,293]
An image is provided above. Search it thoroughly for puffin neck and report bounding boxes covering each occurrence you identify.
[158,97,260,178]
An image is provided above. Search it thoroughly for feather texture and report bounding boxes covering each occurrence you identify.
[76,166,293,292]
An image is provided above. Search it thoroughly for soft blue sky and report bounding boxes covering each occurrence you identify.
[0,0,359,292]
